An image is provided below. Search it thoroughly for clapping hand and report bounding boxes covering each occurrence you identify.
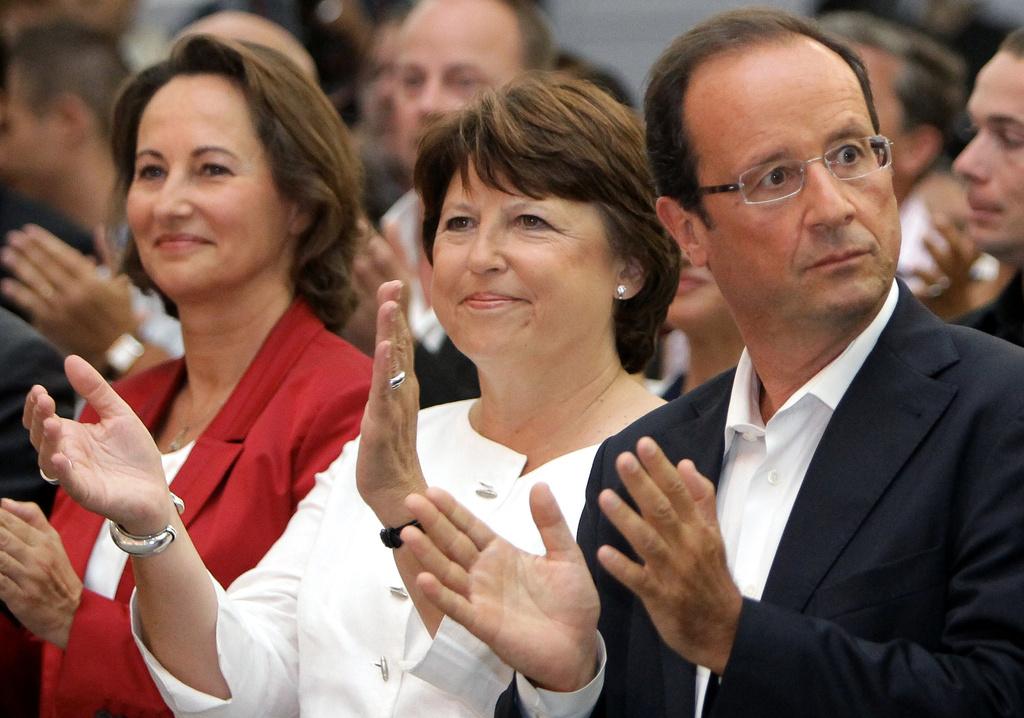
[403,484,601,693]
[23,355,172,535]
[912,215,980,320]
[0,498,82,648]
[597,437,740,674]
[355,280,426,527]
[1,225,138,368]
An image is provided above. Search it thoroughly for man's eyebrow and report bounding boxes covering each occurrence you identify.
[737,122,872,171]
[985,115,1024,133]
[823,123,871,146]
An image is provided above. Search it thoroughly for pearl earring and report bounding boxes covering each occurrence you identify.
[615,284,627,300]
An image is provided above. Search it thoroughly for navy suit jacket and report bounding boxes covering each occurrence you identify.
[501,284,1024,717]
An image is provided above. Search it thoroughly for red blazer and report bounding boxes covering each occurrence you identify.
[20,300,369,718]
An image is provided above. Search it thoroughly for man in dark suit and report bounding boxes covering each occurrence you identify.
[399,9,1024,718]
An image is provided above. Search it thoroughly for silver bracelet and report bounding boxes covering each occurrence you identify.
[108,492,186,557]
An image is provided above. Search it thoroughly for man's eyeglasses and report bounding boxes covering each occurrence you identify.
[697,135,893,205]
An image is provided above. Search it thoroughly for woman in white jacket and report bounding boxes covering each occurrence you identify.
[25,73,682,716]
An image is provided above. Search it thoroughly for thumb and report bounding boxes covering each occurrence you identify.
[64,354,132,420]
[530,483,579,560]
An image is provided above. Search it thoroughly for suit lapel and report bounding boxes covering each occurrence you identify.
[651,375,733,716]
[762,289,959,611]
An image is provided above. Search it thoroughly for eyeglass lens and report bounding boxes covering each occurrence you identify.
[739,137,891,204]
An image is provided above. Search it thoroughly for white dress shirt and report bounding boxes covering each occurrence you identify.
[132,400,598,717]
[522,281,899,718]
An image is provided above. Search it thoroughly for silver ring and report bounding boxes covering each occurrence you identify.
[39,468,60,486]
[388,370,406,391]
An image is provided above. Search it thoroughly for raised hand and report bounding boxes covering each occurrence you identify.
[343,222,414,355]
[0,498,82,648]
[403,484,600,693]
[355,280,427,527]
[23,355,171,535]
[912,215,981,319]
[597,437,740,674]
[1,224,138,367]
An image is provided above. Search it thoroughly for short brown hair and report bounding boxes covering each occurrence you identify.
[114,35,363,331]
[8,19,130,139]
[819,12,965,141]
[1000,28,1024,58]
[415,73,680,373]
[645,8,879,226]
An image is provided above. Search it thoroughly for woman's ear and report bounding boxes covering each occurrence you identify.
[615,259,645,299]
[287,203,315,238]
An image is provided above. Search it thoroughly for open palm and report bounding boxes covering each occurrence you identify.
[405,484,601,693]
[25,355,170,531]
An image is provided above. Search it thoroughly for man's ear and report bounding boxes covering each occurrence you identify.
[896,124,943,184]
[49,93,92,145]
[656,195,709,267]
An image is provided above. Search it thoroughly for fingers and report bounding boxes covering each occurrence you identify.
[402,495,472,596]
[676,460,718,526]
[0,276,48,317]
[21,225,96,276]
[0,500,45,566]
[415,571,477,631]
[595,542,649,597]
[0,499,50,533]
[23,385,57,448]
[405,489,492,568]
[63,355,129,419]
[618,437,699,532]
[91,224,114,267]
[529,484,580,560]
[2,228,74,296]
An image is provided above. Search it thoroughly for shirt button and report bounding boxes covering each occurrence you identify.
[743,584,757,596]
[475,482,498,499]
[373,656,389,682]
[741,431,758,442]
[767,470,779,485]
[388,585,408,599]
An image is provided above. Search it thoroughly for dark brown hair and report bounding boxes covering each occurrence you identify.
[644,8,879,226]
[114,35,363,331]
[1000,28,1024,58]
[8,19,130,139]
[415,73,680,373]
[819,12,965,141]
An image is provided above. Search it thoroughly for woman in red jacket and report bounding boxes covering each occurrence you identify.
[0,36,371,717]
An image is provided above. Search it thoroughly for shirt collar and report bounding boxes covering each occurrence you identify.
[724,280,900,445]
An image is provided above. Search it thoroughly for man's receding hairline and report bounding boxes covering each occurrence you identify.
[399,0,528,71]
[677,34,874,197]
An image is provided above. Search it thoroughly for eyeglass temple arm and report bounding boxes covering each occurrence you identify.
[697,183,741,196]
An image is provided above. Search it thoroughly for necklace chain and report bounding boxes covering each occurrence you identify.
[167,392,226,452]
